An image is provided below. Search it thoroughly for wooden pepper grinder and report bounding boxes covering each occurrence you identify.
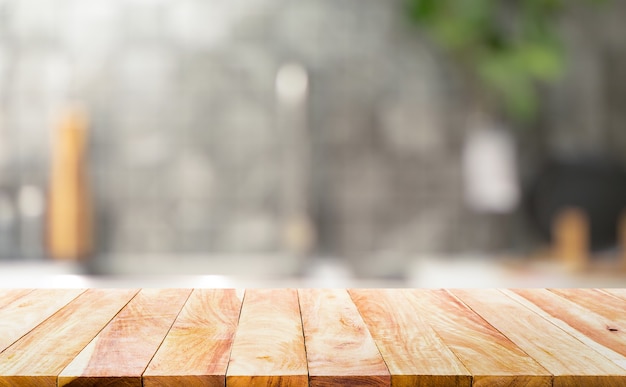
[47,107,93,261]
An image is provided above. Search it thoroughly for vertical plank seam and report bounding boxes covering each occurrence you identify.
[56,288,142,385]
[296,288,311,386]
[510,288,626,368]
[346,288,392,384]
[413,293,482,386]
[424,322,475,387]
[559,288,626,307]
[0,289,88,357]
[537,288,626,372]
[140,288,194,387]
[444,289,554,383]
[500,289,626,373]
[224,288,246,387]
[595,288,626,302]
[591,289,626,339]
[406,290,475,386]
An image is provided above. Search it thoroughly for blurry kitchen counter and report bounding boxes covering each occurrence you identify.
[409,255,626,288]
[0,256,403,288]
[2,254,626,288]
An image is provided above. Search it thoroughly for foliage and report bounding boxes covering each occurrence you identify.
[406,0,606,122]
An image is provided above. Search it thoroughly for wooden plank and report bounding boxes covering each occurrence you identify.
[506,289,626,371]
[143,289,244,387]
[226,289,307,387]
[406,289,550,387]
[605,289,626,301]
[0,289,34,309]
[551,288,626,321]
[0,289,85,353]
[451,288,626,387]
[299,288,390,387]
[58,288,192,387]
[349,289,471,387]
[0,288,138,387]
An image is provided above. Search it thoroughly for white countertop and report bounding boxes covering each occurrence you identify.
[1,255,625,288]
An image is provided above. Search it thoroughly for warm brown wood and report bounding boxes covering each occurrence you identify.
[604,288,626,302]
[299,288,390,387]
[2,288,626,386]
[58,288,191,387]
[143,289,244,387]
[407,289,550,387]
[0,289,85,353]
[550,288,626,321]
[349,289,471,387]
[0,289,34,309]
[452,288,626,387]
[550,288,626,368]
[505,289,626,371]
[226,289,308,387]
[0,288,138,387]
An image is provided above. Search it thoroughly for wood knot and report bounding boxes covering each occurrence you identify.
[607,326,619,332]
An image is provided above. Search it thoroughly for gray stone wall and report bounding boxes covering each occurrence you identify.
[0,0,625,274]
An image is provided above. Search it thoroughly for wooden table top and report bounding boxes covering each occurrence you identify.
[1,288,626,386]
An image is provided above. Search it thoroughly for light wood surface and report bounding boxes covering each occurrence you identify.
[0,289,84,353]
[58,288,191,387]
[551,288,626,322]
[1,288,626,386]
[504,288,626,371]
[0,288,138,387]
[143,289,244,387]
[226,289,308,387]
[349,289,471,387]
[407,289,551,387]
[605,288,626,302]
[452,288,626,387]
[299,288,390,387]
[0,289,33,309]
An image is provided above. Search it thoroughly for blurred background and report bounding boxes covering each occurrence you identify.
[1,0,626,287]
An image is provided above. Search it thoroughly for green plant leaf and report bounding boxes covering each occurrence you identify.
[476,51,538,121]
[517,42,564,81]
[408,0,442,20]
[405,0,607,122]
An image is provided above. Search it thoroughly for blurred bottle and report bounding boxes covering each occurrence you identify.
[46,107,93,261]
[552,207,588,272]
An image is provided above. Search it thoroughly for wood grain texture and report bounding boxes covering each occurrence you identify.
[0,289,34,309]
[407,289,551,387]
[226,289,307,387]
[605,289,626,302]
[0,288,138,387]
[0,289,85,353]
[349,289,471,387]
[550,288,626,323]
[299,288,390,387]
[58,288,192,387]
[3,287,626,386]
[451,288,626,387]
[507,288,626,371]
[143,289,244,387]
